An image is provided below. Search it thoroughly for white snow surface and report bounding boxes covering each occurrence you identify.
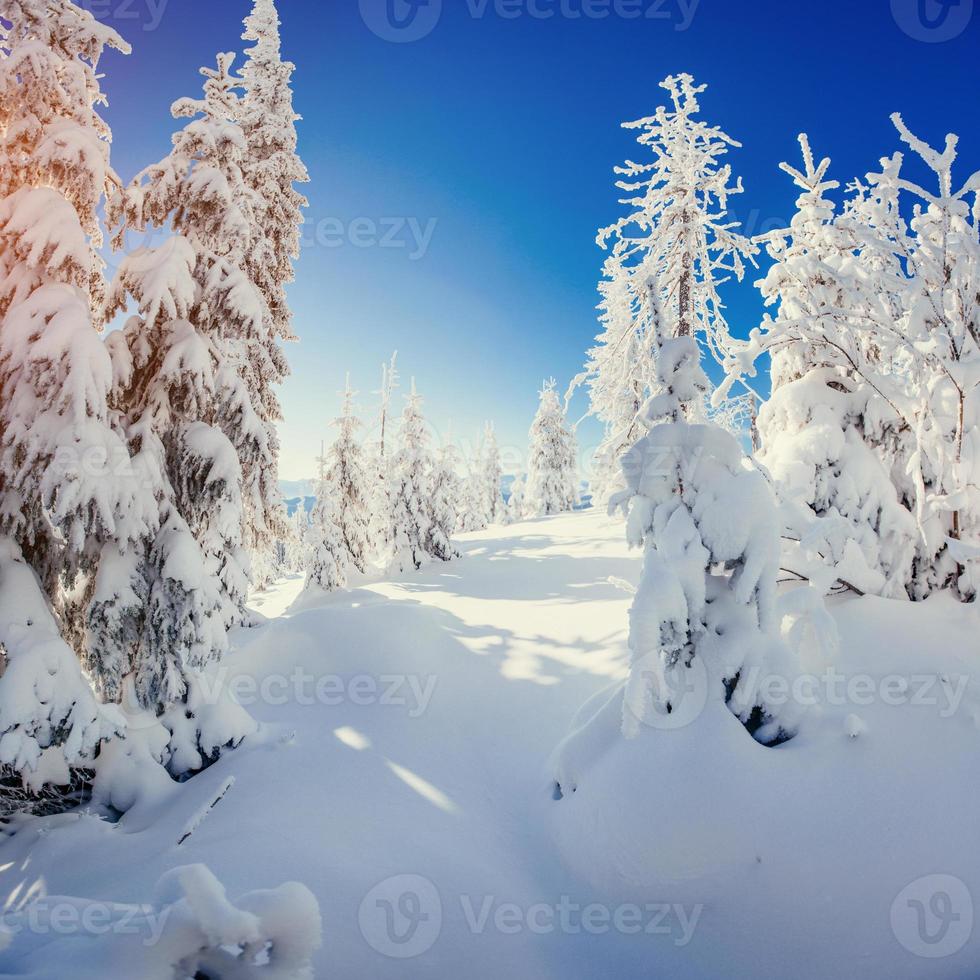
[1,509,979,978]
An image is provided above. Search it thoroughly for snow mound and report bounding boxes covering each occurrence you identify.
[550,592,980,978]
[0,863,321,978]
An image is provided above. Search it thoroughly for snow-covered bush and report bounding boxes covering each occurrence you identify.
[614,331,796,743]
[526,379,579,517]
[0,863,321,979]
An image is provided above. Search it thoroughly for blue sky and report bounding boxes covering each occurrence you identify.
[94,0,980,479]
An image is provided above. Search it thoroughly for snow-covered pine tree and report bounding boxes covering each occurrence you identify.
[852,117,980,599]
[427,439,462,562]
[456,445,489,532]
[741,136,917,598]
[388,381,434,573]
[506,473,526,523]
[369,353,399,565]
[574,254,645,507]
[286,504,308,573]
[237,0,309,567]
[99,243,238,711]
[728,116,980,600]
[571,74,757,513]
[305,456,348,593]
[108,53,264,638]
[0,539,123,805]
[0,1,154,788]
[526,380,579,517]
[326,376,372,574]
[480,422,506,525]
[614,284,795,743]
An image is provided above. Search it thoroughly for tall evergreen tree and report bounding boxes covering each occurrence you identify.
[369,353,399,564]
[526,380,579,517]
[506,473,527,524]
[388,382,434,573]
[749,137,916,598]
[105,53,264,710]
[238,0,309,564]
[0,0,143,786]
[427,439,461,562]
[327,376,372,574]
[305,456,348,593]
[574,75,757,508]
[480,422,506,525]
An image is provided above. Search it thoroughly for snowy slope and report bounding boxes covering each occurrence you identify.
[1,510,979,978]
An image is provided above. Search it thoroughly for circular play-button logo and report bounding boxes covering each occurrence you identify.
[358,874,442,959]
[359,0,443,43]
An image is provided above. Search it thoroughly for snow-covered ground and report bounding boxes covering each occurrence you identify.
[1,509,979,978]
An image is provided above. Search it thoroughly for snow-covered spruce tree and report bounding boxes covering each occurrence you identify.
[237,0,309,569]
[613,288,795,743]
[572,74,757,510]
[480,422,506,524]
[97,55,267,775]
[427,439,462,562]
[852,117,980,599]
[737,136,917,598]
[108,53,264,635]
[574,253,645,507]
[0,541,123,808]
[305,457,348,593]
[729,116,980,600]
[526,380,579,517]
[327,376,372,573]
[456,459,489,532]
[388,381,434,573]
[286,504,308,573]
[369,353,399,565]
[0,1,151,791]
[100,242,238,713]
[506,472,527,523]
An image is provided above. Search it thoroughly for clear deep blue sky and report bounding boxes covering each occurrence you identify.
[94,0,980,479]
